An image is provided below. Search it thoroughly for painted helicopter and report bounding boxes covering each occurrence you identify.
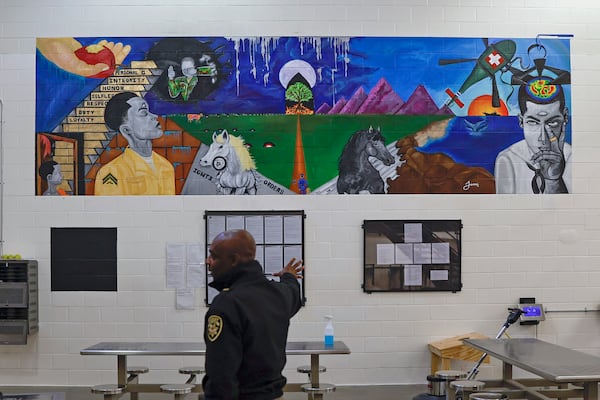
[439,38,517,109]
[505,42,570,86]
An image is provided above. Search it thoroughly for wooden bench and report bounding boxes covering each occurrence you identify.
[427,332,489,374]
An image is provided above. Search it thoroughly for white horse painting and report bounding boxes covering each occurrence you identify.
[200,129,257,195]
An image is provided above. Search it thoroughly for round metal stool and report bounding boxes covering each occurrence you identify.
[301,382,336,400]
[178,366,205,384]
[160,383,195,400]
[432,369,466,397]
[297,364,327,388]
[449,380,485,400]
[91,384,125,400]
[470,393,508,400]
[127,366,149,381]
[297,365,326,374]
[126,366,149,400]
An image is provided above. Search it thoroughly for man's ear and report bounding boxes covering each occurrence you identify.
[518,114,524,128]
[119,124,132,143]
[564,107,569,125]
[230,252,241,267]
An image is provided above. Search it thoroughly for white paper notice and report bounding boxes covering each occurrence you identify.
[176,288,195,309]
[404,223,423,243]
[226,215,244,230]
[376,243,395,265]
[430,269,449,281]
[167,242,186,261]
[175,288,195,310]
[404,265,423,286]
[283,215,302,244]
[395,243,413,264]
[187,263,205,288]
[413,243,432,264]
[245,216,264,243]
[265,215,283,243]
[167,262,185,288]
[207,215,226,243]
[264,245,284,274]
[432,242,450,264]
[255,245,265,267]
[186,243,204,264]
[284,245,302,264]
[166,242,186,288]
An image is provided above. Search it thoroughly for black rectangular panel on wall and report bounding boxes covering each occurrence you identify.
[51,227,117,291]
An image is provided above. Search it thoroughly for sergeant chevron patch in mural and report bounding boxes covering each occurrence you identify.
[35,36,572,196]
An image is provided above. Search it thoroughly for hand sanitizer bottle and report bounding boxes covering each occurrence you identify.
[324,315,334,346]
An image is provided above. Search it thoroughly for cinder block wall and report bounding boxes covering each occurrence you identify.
[1,0,600,387]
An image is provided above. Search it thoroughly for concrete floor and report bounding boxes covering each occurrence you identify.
[0,384,429,400]
[0,385,427,400]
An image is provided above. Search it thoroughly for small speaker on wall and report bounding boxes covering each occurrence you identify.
[51,227,117,291]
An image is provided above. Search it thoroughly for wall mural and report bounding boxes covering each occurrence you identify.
[35,36,571,196]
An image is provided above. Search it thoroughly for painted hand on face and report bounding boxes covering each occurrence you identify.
[531,131,565,181]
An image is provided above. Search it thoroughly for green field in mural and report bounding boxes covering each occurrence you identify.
[171,114,449,190]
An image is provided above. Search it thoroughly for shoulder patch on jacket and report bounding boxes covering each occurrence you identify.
[207,315,223,342]
[102,173,118,185]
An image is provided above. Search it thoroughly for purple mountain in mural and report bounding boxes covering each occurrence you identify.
[316,103,332,114]
[328,97,347,114]
[398,84,441,115]
[340,86,368,114]
[356,78,404,114]
[436,104,455,115]
[318,78,454,115]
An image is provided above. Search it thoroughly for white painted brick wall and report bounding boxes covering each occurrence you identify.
[0,0,600,387]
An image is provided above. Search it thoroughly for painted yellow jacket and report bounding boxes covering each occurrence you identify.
[94,148,175,195]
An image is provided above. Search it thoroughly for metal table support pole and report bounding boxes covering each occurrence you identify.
[467,308,523,380]
[311,354,321,400]
[584,382,598,400]
[117,355,127,387]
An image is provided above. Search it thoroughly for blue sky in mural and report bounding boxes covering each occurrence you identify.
[36,36,571,132]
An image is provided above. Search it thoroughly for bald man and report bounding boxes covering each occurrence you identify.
[203,229,303,400]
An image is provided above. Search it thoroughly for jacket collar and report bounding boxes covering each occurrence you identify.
[209,260,264,292]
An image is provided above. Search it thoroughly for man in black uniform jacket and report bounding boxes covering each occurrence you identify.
[203,229,304,400]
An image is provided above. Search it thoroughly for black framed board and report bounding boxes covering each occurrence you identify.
[51,227,117,291]
[363,220,462,293]
[204,210,306,305]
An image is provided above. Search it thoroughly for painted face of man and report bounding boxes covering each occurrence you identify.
[48,164,63,185]
[520,100,568,157]
[181,57,196,78]
[123,97,163,141]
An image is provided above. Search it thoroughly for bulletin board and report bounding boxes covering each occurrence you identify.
[204,210,306,305]
[363,220,462,293]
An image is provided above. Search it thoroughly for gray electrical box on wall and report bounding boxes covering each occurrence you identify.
[0,260,38,344]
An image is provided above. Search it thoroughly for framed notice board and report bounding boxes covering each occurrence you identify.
[204,210,306,305]
[363,220,462,293]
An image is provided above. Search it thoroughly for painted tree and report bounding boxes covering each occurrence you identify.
[285,82,313,114]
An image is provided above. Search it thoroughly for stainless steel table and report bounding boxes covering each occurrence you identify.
[464,338,600,400]
[81,340,350,399]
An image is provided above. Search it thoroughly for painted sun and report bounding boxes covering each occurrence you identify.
[467,95,509,116]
